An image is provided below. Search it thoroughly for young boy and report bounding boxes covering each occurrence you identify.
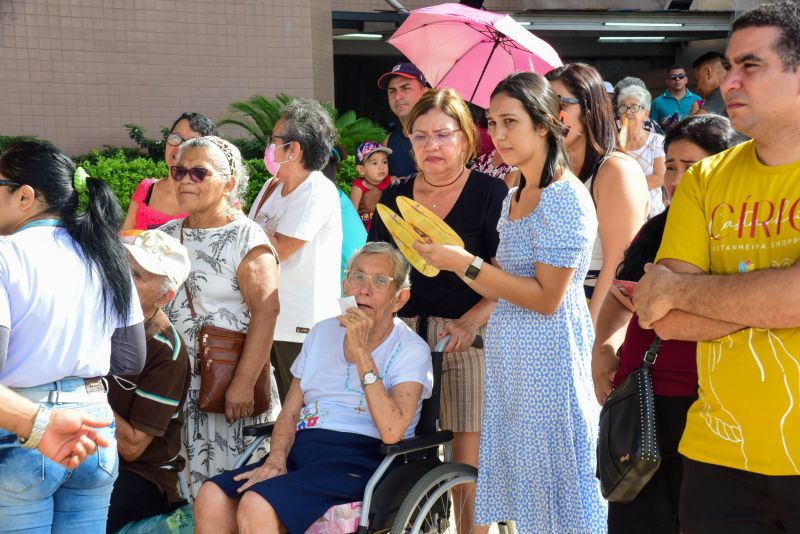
[350,141,393,231]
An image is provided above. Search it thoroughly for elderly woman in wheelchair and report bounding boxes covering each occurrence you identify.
[195,242,433,534]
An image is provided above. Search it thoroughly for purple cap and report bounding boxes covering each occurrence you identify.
[377,62,429,89]
[356,141,393,165]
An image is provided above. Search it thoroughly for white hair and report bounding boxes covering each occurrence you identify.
[617,84,652,110]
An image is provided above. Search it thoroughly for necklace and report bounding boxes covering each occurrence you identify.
[421,168,466,209]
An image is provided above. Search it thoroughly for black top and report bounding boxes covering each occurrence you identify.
[368,170,508,319]
[386,125,416,179]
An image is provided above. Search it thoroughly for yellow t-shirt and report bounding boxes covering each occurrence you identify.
[657,140,800,476]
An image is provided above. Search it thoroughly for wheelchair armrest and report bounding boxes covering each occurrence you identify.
[379,430,453,455]
[243,422,276,437]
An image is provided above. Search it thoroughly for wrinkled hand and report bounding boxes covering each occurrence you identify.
[225,379,255,424]
[413,242,473,274]
[440,316,478,353]
[234,457,287,493]
[38,410,111,469]
[592,347,620,406]
[337,306,374,355]
[633,263,677,329]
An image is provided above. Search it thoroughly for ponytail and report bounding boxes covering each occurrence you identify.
[62,176,132,326]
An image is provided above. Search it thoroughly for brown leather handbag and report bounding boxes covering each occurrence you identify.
[181,225,270,415]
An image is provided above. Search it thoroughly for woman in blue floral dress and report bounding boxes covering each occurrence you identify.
[417,72,606,533]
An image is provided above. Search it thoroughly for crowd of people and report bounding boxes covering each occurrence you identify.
[0,1,798,533]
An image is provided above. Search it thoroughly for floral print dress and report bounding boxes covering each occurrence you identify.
[474,180,607,533]
[161,216,281,498]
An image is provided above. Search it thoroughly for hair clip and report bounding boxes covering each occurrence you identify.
[73,166,89,193]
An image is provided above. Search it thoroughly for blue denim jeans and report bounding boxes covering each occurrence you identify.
[0,379,118,533]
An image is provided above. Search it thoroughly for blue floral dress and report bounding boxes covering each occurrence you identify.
[475,179,606,533]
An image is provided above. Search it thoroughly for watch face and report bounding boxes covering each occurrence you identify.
[362,371,379,386]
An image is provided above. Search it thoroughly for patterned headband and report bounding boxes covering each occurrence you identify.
[205,137,237,177]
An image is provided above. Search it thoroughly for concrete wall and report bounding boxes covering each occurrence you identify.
[0,0,333,155]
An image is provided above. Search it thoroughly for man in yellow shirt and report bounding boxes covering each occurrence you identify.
[634,2,800,531]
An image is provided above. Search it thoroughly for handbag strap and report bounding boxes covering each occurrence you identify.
[642,336,661,369]
[179,220,197,321]
[253,178,281,218]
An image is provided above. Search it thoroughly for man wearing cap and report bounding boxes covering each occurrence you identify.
[107,230,192,532]
[650,65,703,127]
[377,62,429,179]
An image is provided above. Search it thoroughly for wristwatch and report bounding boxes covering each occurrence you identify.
[19,406,52,449]
[464,256,484,281]
[361,370,382,388]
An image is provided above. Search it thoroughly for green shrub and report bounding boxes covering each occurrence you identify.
[76,151,167,212]
[125,124,169,161]
[336,155,358,195]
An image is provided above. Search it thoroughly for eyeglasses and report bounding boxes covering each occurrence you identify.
[558,95,581,106]
[267,133,292,146]
[166,133,189,147]
[169,165,226,183]
[410,129,461,147]
[668,73,687,80]
[343,270,395,292]
[0,180,20,189]
[618,104,644,114]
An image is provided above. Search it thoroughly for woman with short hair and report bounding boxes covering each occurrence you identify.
[248,99,343,404]
[194,242,433,534]
[159,136,281,497]
[617,84,667,218]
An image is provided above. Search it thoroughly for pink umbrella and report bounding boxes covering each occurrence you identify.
[388,3,562,109]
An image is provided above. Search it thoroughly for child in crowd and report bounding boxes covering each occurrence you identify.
[350,141,393,230]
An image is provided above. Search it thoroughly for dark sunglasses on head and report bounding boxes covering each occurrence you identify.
[170,165,223,183]
[669,73,687,80]
[558,95,581,106]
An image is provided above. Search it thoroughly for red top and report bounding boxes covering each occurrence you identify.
[352,175,392,193]
[131,178,188,230]
[613,312,698,397]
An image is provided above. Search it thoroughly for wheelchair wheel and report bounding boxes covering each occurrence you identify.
[390,462,478,533]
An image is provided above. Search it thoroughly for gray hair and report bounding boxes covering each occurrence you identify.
[279,99,338,172]
[160,275,178,294]
[177,136,250,208]
[614,76,647,94]
[346,242,411,291]
[617,84,652,110]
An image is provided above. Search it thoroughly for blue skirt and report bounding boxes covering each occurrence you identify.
[207,428,383,533]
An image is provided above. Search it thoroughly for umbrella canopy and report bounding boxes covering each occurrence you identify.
[388,3,563,109]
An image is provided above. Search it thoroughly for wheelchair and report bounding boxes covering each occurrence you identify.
[232,335,482,533]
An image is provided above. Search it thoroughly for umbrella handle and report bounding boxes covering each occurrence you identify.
[470,37,502,104]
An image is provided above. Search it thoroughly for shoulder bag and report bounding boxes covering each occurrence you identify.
[596,337,662,503]
[180,223,271,415]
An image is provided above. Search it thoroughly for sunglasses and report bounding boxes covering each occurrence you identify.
[0,180,20,189]
[558,95,581,106]
[669,73,687,80]
[169,165,226,183]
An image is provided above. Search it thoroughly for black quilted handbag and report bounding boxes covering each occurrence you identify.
[596,337,662,503]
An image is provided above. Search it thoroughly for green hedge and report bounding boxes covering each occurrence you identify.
[73,150,358,213]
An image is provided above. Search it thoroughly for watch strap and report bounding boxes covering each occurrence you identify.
[464,256,484,281]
